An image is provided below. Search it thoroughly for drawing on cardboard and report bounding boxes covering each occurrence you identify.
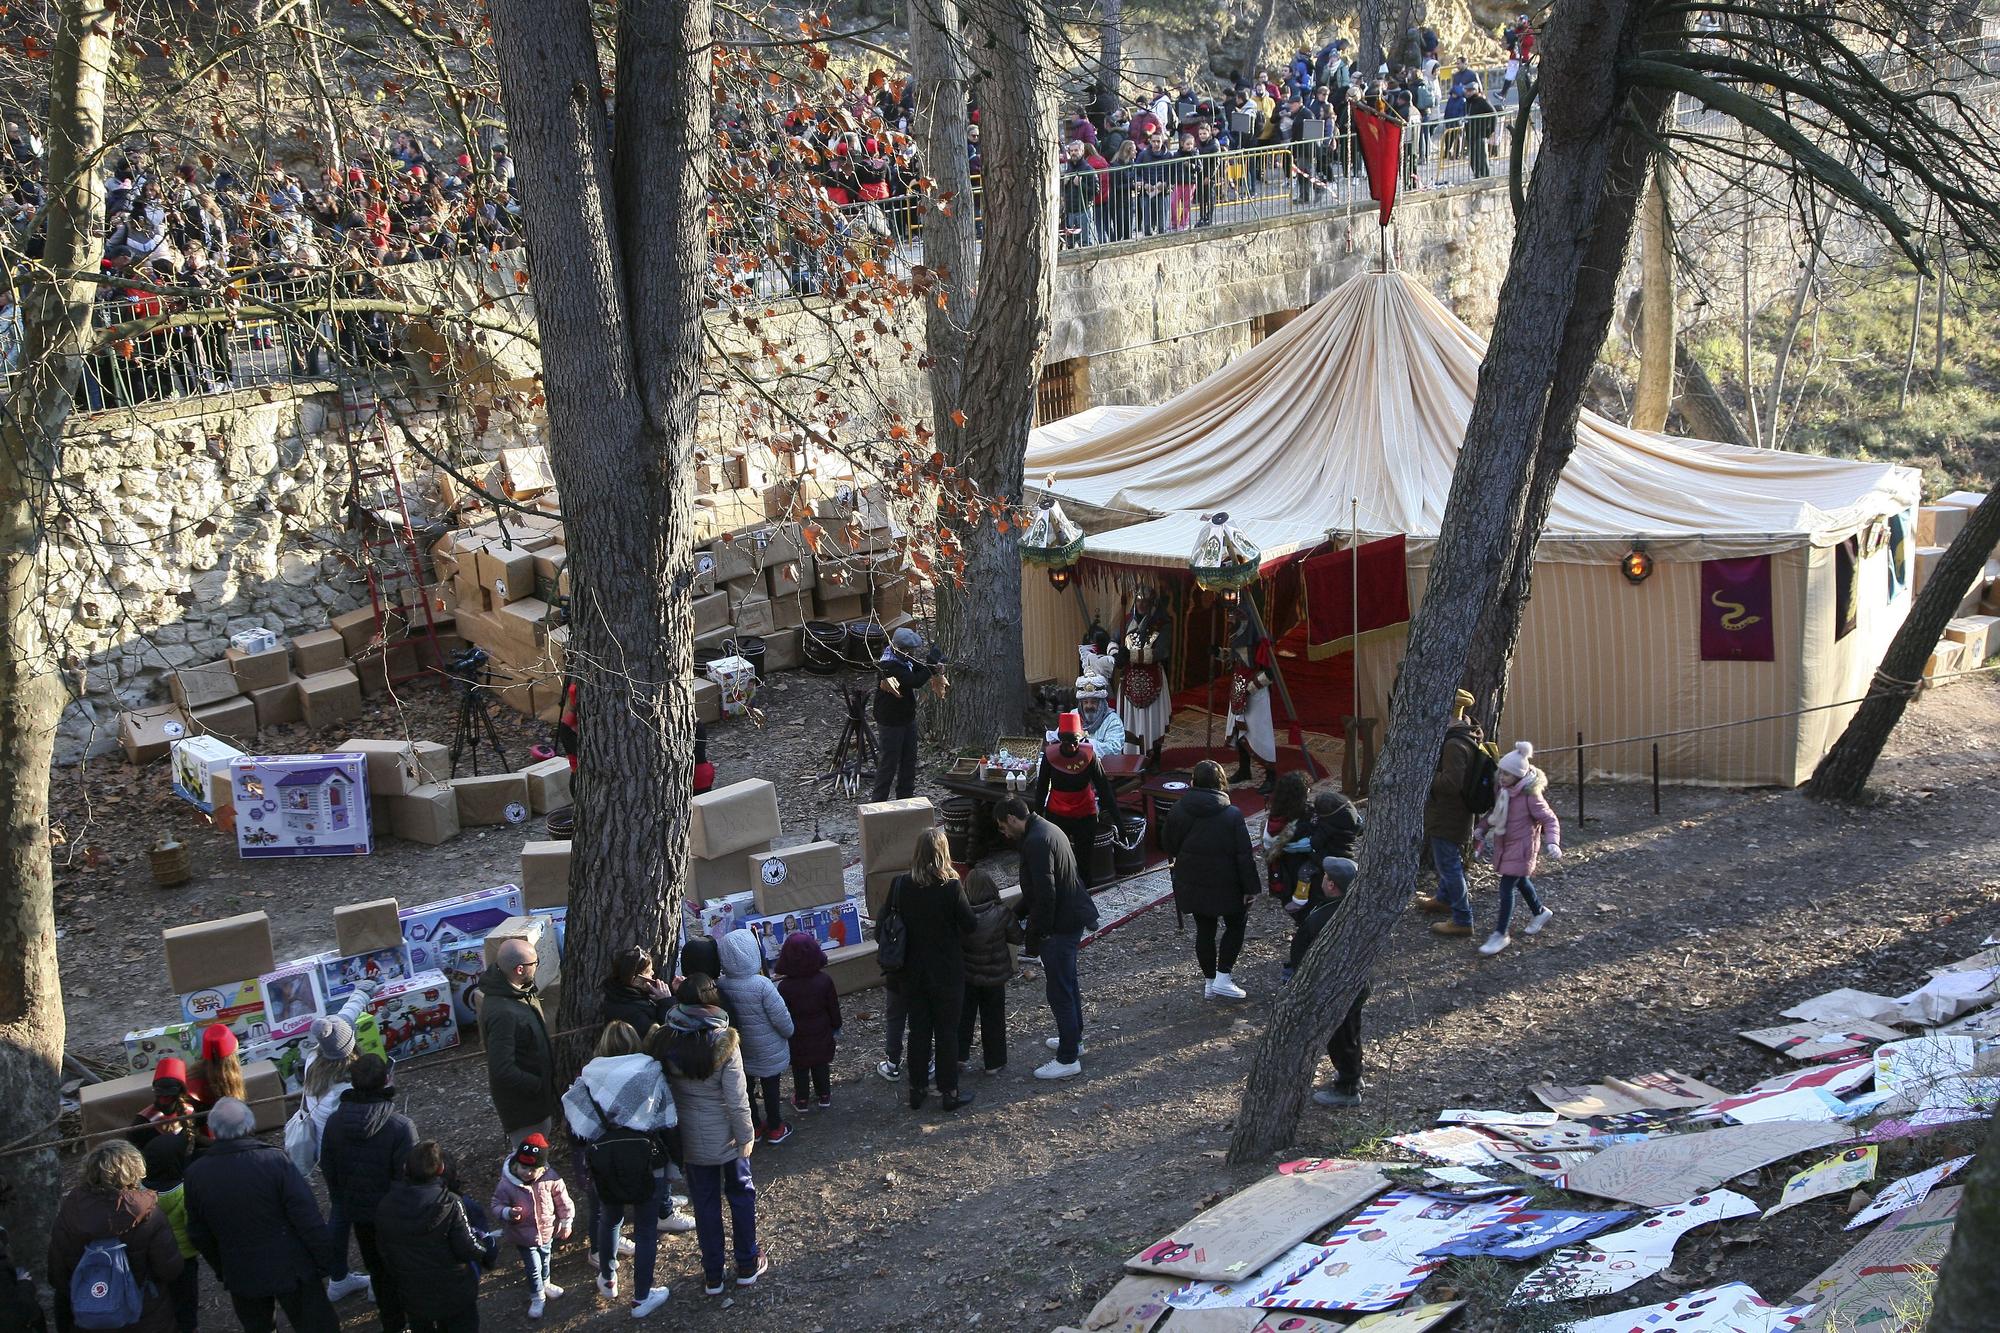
[1563,1122,1849,1208]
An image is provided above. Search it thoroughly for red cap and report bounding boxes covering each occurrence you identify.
[1057,711,1084,737]
[513,1133,549,1168]
[201,1023,238,1062]
[153,1056,189,1091]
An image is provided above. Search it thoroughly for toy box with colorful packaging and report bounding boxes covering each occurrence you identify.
[177,978,271,1045]
[171,736,243,813]
[704,654,758,717]
[319,944,413,1000]
[122,1024,198,1075]
[258,961,327,1040]
[684,892,756,942]
[400,885,526,972]
[432,938,490,1025]
[230,753,374,857]
[368,970,460,1061]
[531,906,568,957]
[743,900,863,969]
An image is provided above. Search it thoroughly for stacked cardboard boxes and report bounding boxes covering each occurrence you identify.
[689,779,782,901]
[858,797,937,917]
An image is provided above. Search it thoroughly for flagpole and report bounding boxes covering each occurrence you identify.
[1377,222,1388,273]
[1350,498,1361,725]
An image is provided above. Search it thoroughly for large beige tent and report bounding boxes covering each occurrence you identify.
[1021,270,1922,786]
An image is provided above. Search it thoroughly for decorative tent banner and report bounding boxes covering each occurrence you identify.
[1835,536,1859,642]
[1303,535,1411,661]
[1351,103,1403,226]
[1700,557,1775,662]
[1886,510,1911,601]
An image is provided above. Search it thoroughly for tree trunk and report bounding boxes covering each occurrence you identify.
[1631,161,1675,433]
[1760,212,1823,451]
[1926,1107,2000,1333]
[912,0,972,443]
[1358,0,1383,85]
[487,0,705,1076]
[933,0,1058,748]
[1231,0,1651,1162]
[1806,489,2000,801]
[0,0,110,1264]
[1898,268,1925,412]
[1242,0,1280,82]
[1099,0,1123,115]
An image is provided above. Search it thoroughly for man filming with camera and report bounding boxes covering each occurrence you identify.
[870,625,947,801]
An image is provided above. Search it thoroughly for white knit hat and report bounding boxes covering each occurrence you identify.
[1497,740,1534,778]
[1075,673,1109,701]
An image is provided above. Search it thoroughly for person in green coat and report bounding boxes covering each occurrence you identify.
[477,938,558,1148]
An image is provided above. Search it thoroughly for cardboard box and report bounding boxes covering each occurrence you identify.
[692,550,718,597]
[694,625,734,659]
[814,591,866,623]
[693,677,721,724]
[168,661,241,710]
[521,840,571,909]
[341,738,421,796]
[119,704,192,764]
[824,940,883,996]
[412,740,449,784]
[694,591,732,636]
[331,607,383,657]
[81,1059,284,1144]
[1925,639,1966,681]
[399,886,527,973]
[296,668,364,729]
[1918,504,1970,548]
[732,596,776,639]
[532,548,567,603]
[816,557,865,597]
[292,628,348,677]
[230,753,374,858]
[690,778,783,859]
[523,757,573,814]
[354,641,419,699]
[482,915,558,977]
[865,867,901,919]
[768,596,806,633]
[389,783,460,845]
[859,797,936,874]
[762,628,803,672]
[121,1023,197,1075]
[477,545,536,603]
[192,695,257,745]
[171,735,243,813]
[449,772,530,826]
[177,976,270,1045]
[248,676,304,729]
[257,960,328,1041]
[750,841,846,916]
[335,898,404,956]
[429,937,490,1024]
[739,900,863,967]
[164,910,275,992]
[686,892,757,942]
[368,969,461,1062]
[495,598,552,649]
[711,534,760,583]
[1937,490,1987,510]
[319,943,414,1000]
[225,644,291,692]
[1946,615,2000,665]
[691,840,772,900]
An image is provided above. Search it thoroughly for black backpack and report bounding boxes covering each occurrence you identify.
[875,878,908,974]
[583,1096,663,1206]
[1458,738,1500,815]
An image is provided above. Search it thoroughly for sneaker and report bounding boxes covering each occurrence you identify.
[791,1094,809,1111]
[1035,1058,1084,1080]
[327,1274,371,1302]
[529,1295,546,1320]
[1524,907,1555,936]
[876,1060,901,1081]
[1414,894,1451,914]
[1206,973,1248,1000]
[658,1210,696,1235]
[543,1282,565,1300]
[765,1123,793,1145]
[703,1277,726,1297]
[596,1275,619,1301]
[630,1288,671,1318]
[616,1235,635,1257]
[816,1095,832,1108]
[1313,1087,1362,1108]
[736,1254,771,1286]
[1479,932,1511,955]
[983,1064,1006,1076]
[1044,1037,1089,1054]
[1430,920,1474,937]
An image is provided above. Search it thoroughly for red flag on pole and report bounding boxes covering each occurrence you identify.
[1351,102,1403,227]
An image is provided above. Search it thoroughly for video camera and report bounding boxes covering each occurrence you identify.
[445,645,491,690]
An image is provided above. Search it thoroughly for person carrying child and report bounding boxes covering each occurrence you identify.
[774,933,841,1112]
[1470,741,1561,955]
[958,868,1023,1076]
[1259,771,1312,898]
[490,1133,574,1319]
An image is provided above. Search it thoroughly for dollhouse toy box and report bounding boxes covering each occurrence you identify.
[230,754,374,857]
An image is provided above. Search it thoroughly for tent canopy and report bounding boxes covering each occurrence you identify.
[1025,271,1919,568]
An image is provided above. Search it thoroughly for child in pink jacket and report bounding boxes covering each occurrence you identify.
[1471,741,1561,956]
[490,1133,575,1318]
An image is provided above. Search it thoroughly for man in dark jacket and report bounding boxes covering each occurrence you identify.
[317,1056,416,1330]
[477,940,557,1148]
[1417,689,1485,936]
[869,625,941,801]
[183,1098,338,1333]
[998,797,1098,1080]
[373,1142,484,1333]
[1162,759,1260,1000]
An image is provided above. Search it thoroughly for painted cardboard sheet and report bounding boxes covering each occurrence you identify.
[1125,1160,1389,1282]
[1564,1122,1849,1208]
[1764,1146,1877,1218]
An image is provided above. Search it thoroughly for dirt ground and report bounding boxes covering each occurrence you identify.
[44,668,2000,1332]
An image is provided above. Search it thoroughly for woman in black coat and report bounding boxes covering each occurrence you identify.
[890,828,977,1113]
[1162,759,1261,1001]
[600,945,672,1039]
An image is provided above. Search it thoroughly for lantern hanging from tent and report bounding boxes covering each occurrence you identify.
[1020,494,1085,591]
[1189,511,1261,603]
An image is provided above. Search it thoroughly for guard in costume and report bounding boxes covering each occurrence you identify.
[1113,586,1173,770]
[1225,605,1278,792]
[1029,710,1118,889]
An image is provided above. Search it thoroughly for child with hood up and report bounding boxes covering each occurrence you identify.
[1471,741,1561,955]
[774,933,841,1112]
[715,929,797,1145]
[490,1133,574,1319]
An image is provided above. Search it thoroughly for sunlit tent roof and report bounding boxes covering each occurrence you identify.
[1025,270,1919,568]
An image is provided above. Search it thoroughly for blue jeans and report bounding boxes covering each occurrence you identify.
[1041,930,1084,1063]
[1430,837,1472,926]
[684,1157,759,1285]
[518,1243,551,1298]
[1496,875,1543,934]
[595,1175,666,1299]
[325,1198,352,1280]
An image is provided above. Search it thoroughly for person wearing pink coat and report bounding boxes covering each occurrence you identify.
[1470,741,1562,955]
[489,1133,574,1319]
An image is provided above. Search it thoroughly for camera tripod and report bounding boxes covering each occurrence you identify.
[817,684,877,796]
[450,676,510,776]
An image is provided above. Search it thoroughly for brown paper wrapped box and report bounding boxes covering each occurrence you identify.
[694,591,732,636]
[82,1059,285,1143]
[813,591,866,623]
[521,839,571,909]
[291,628,348,677]
[690,779,782,859]
[248,677,304,729]
[711,533,760,583]
[449,772,530,827]
[693,677,721,724]
[824,941,883,996]
[192,696,257,747]
[522,757,573,814]
[389,783,459,845]
[731,596,776,639]
[297,668,364,729]
[335,898,404,955]
[169,661,242,710]
[341,739,421,796]
[225,644,291,692]
[749,841,846,916]
[858,797,936,875]
[119,704,193,764]
[762,628,803,672]
[476,545,536,603]
[163,910,275,993]
[864,867,901,920]
[354,642,419,699]
[692,840,772,899]
[412,740,449,784]
[331,606,382,657]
